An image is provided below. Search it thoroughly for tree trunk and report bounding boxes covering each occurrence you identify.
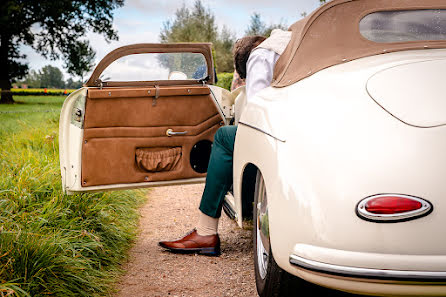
[0,33,14,104]
[0,89,14,104]
[0,75,14,104]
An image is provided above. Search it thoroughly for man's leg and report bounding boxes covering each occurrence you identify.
[158,125,237,256]
[199,125,238,219]
[195,125,237,236]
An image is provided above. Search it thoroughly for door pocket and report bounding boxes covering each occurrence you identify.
[136,147,182,172]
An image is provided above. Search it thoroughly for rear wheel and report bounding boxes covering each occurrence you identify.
[253,171,293,296]
[253,171,353,297]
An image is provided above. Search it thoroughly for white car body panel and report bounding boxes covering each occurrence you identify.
[367,59,446,127]
[233,49,446,295]
[233,86,246,125]
[59,88,86,194]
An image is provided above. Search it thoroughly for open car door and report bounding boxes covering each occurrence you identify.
[59,43,231,194]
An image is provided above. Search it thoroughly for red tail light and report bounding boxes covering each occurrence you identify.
[365,196,422,214]
[357,194,432,222]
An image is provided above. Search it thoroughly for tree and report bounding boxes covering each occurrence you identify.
[245,13,287,37]
[65,78,83,89]
[39,65,65,89]
[214,26,235,73]
[64,40,96,82]
[160,0,236,73]
[160,0,218,44]
[0,0,124,104]
[19,70,41,88]
[245,13,267,36]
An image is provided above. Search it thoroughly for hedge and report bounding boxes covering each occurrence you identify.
[8,88,76,96]
[216,72,234,91]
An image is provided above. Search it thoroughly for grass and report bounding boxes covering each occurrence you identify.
[0,96,65,137]
[0,95,146,296]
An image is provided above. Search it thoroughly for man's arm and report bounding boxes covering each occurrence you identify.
[245,48,280,102]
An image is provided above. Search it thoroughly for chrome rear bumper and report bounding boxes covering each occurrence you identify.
[289,254,446,281]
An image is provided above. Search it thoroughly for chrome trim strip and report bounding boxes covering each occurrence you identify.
[289,255,446,281]
[222,199,236,220]
[208,86,230,125]
[238,121,286,142]
[356,194,433,222]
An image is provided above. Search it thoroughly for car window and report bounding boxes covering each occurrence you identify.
[100,52,208,82]
[360,9,446,43]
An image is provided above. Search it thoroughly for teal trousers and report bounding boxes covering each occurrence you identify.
[199,125,238,218]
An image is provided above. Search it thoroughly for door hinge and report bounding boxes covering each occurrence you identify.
[153,85,160,106]
[198,75,210,85]
[95,79,103,89]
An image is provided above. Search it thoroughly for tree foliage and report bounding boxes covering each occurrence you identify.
[245,13,267,36]
[18,65,83,89]
[215,26,236,74]
[160,0,236,73]
[245,13,288,37]
[64,40,96,81]
[0,0,124,103]
[65,78,83,89]
[39,65,65,89]
[160,0,218,44]
[19,70,41,88]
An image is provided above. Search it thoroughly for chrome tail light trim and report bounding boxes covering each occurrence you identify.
[356,194,433,223]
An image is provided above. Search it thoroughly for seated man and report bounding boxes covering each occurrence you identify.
[159,29,291,256]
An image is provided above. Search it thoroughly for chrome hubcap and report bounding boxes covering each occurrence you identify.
[256,175,270,280]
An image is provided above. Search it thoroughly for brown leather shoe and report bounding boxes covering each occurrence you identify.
[159,229,220,256]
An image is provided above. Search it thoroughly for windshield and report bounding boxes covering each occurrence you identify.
[360,9,446,43]
[101,52,208,82]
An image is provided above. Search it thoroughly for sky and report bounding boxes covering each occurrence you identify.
[21,0,322,81]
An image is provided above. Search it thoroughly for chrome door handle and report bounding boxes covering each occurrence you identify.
[166,129,188,136]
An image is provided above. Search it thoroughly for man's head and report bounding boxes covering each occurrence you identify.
[233,35,266,79]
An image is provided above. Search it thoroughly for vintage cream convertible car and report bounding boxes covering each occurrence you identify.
[60,0,446,296]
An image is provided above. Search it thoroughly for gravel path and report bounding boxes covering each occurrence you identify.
[114,184,256,297]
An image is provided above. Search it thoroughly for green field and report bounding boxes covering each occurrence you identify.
[0,96,146,296]
[0,96,65,136]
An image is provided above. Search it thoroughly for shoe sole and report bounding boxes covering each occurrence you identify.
[159,243,221,257]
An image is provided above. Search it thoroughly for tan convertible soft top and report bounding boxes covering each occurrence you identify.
[273,0,446,87]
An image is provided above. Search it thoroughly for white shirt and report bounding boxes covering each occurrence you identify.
[245,48,280,102]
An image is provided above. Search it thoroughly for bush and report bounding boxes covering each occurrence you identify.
[0,111,145,296]
[216,72,234,91]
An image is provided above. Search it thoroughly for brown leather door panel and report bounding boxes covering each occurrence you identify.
[81,86,223,187]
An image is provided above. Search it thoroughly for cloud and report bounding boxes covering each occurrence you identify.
[23,0,322,79]
[87,30,159,61]
[209,0,320,37]
[125,0,194,15]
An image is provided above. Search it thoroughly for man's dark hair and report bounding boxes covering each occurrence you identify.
[233,36,267,79]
